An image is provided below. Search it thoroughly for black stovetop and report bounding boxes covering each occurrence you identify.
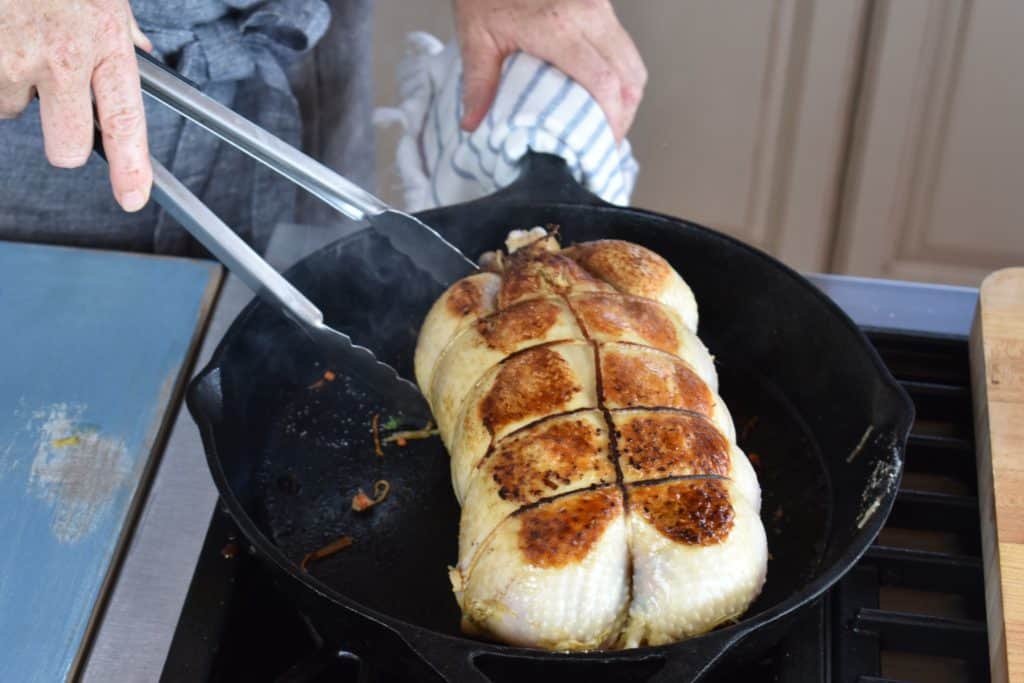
[161,331,991,683]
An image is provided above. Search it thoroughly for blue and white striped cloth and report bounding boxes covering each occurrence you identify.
[375,33,639,211]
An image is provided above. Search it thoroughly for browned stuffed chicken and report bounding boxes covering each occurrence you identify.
[414,228,767,650]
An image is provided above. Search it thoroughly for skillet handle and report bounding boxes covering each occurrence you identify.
[645,630,746,683]
[489,151,614,207]
[397,629,491,683]
[395,621,746,683]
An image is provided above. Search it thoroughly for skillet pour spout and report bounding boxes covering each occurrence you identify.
[187,152,913,682]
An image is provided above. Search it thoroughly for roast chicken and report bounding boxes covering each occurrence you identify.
[414,229,767,650]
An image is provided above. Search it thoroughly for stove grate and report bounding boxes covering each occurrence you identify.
[829,332,989,683]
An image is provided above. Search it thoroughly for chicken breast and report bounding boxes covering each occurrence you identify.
[414,230,767,650]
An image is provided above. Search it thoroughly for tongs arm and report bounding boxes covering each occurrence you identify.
[135,48,388,222]
[148,156,326,330]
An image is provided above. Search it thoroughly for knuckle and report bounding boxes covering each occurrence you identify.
[101,106,144,138]
[621,80,644,106]
[94,8,129,44]
[636,62,649,87]
[579,0,613,24]
[544,6,572,32]
[45,41,86,78]
[591,70,620,98]
[0,54,34,85]
[0,91,32,118]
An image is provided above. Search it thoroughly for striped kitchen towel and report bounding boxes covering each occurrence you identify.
[374,32,639,212]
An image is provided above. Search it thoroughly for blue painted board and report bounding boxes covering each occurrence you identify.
[0,241,219,682]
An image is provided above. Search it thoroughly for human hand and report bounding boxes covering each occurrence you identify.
[453,0,646,142]
[0,0,153,211]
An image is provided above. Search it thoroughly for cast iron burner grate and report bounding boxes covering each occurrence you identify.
[161,331,991,683]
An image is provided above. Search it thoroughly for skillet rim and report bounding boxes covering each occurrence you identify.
[187,201,915,664]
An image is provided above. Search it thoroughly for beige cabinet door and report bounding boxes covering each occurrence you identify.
[619,0,867,272]
[834,0,1024,286]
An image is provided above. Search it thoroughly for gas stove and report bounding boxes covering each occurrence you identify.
[78,223,985,682]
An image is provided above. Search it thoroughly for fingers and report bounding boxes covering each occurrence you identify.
[0,83,34,119]
[37,74,94,168]
[585,24,647,140]
[0,0,153,207]
[529,37,626,140]
[458,32,505,132]
[93,48,151,212]
[128,13,153,53]
[452,0,647,142]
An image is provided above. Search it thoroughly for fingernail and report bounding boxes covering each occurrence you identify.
[121,190,147,212]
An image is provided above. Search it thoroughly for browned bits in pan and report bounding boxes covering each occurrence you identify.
[371,413,383,457]
[382,421,439,445]
[352,480,391,512]
[740,416,760,443]
[300,535,355,571]
[307,369,337,391]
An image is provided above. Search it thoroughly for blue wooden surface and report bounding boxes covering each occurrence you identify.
[0,241,219,682]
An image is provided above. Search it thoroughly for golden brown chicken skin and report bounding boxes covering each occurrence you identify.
[415,229,766,650]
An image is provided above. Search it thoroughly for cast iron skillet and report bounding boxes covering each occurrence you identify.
[187,153,914,682]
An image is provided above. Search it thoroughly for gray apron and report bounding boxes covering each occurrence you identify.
[0,0,374,256]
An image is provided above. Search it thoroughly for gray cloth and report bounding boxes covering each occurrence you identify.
[0,0,374,256]
[289,0,376,228]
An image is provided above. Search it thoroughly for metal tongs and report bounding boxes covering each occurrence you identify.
[136,50,476,285]
[128,50,475,419]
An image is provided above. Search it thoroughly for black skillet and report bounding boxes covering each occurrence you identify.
[187,152,914,682]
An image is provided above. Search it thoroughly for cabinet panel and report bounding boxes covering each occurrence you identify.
[834,0,1024,285]
[619,0,866,271]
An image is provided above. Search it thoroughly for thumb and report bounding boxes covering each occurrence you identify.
[459,37,504,132]
[129,12,153,53]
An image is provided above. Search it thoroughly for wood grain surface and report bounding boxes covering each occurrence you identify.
[970,267,1024,683]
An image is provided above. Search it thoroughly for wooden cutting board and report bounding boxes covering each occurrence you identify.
[970,267,1024,683]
